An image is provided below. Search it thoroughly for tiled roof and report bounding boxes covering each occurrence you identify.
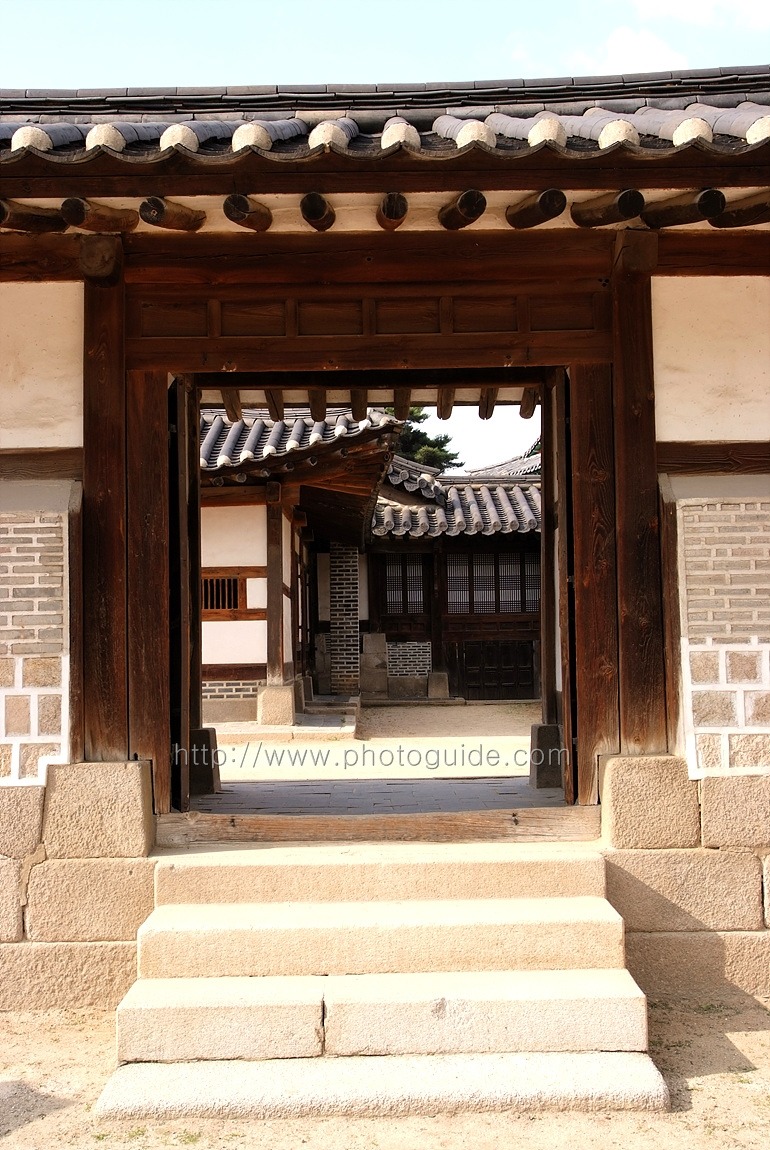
[2,67,769,164]
[385,455,443,498]
[199,406,396,473]
[467,453,542,479]
[373,481,541,538]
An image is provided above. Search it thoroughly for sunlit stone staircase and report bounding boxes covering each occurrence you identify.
[95,842,669,1118]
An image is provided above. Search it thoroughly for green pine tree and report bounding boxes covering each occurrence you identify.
[388,406,462,472]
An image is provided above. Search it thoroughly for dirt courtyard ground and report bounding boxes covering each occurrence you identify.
[1,993,769,1149]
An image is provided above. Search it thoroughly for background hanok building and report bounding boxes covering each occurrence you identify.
[197,403,542,720]
[1,66,769,1115]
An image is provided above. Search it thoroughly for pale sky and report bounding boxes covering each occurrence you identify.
[2,0,765,470]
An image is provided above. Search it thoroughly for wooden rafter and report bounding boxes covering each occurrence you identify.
[710,189,770,228]
[223,194,273,232]
[437,387,455,420]
[571,190,644,228]
[350,388,368,421]
[641,188,725,229]
[519,387,539,419]
[393,387,411,420]
[308,388,327,421]
[264,389,284,421]
[479,386,499,420]
[438,189,486,230]
[300,192,335,232]
[61,198,138,233]
[376,192,408,231]
[0,198,67,233]
[221,388,242,422]
[139,197,205,231]
[506,189,566,229]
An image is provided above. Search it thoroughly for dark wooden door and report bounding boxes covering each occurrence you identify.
[447,639,536,700]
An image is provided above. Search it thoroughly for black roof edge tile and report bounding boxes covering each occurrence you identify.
[699,94,746,108]
[425,81,476,91]
[276,84,328,94]
[523,76,575,88]
[671,67,722,80]
[497,103,545,117]
[0,90,26,99]
[126,87,179,96]
[621,71,673,83]
[176,86,227,96]
[598,98,648,112]
[225,85,279,95]
[542,99,595,115]
[331,84,379,94]
[475,79,525,90]
[646,97,691,110]
[721,64,770,76]
[75,88,128,98]
[451,106,496,119]
[395,108,448,128]
[25,88,78,97]
[379,83,427,92]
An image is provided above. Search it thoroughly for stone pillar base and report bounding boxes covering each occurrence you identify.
[302,674,314,704]
[258,684,296,726]
[427,672,450,700]
[293,676,306,716]
[529,724,565,789]
[189,728,222,796]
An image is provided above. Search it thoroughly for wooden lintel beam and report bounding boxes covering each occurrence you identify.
[393,387,412,421]
[519,387,539,419]
[0,198,67,233]
[221,387,242,422]
[223,194,273,232]
[376,192,408,231]
[641,188,725,229]
[506,189,567,229]
[300,192,335,232]
[571,190,645,228]
[308,388,327,421]
[438,189,486,230]
[350,388,368,421]
[437,387,455,420]
[479,386,499,420]
[139,197,205,231]
[61,198,138,233]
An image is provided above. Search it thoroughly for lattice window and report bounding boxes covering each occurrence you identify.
[446,550,540,615]
[202,576,239,612]
[382,554,427,615]
[446,553,470,614]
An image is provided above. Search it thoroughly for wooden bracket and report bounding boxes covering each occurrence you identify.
[266,480,282,503]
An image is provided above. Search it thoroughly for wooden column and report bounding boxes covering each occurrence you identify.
[187,383,202,732]
[539,370,559,726]
[266,488,284,684]
[126,369,171,812]
[82,274,128,761]
[569,362,620,803]
[612,232,667,754]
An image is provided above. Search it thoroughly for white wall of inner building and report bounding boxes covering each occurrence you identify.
[246,577,267,609]
[653,277,770,443]
[202,619,267,664]
[358,554,369,621]
[0,283,84,450]
[200,504,267,567]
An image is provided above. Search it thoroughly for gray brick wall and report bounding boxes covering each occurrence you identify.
[202,679,262,701]
[680,499,770,773]
[329,543,359,695]
[387,641,433,676]
[0,511,67,781]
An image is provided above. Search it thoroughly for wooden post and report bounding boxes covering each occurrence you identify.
[126,369,171,812]
[612,231,667,754]
[569,362,621,803]
[539,370,558,727]
[82,273,128,761]
[187,383,202,733]
[553,374,575,804]
[266,489,284,683]
[67,483,85,764]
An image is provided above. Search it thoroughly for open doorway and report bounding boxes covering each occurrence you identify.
[171,378,582,829]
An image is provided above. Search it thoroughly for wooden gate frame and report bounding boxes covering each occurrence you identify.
[75,227,676,811]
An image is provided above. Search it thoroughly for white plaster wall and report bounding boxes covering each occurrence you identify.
[202,619,267,664]
[317,553,330,621]
[653,277,770,443]
[283,593,294,666]
[200,505,267,567]
[358,554,369,621]
[246,577,267,609]
[0,283,84,450]
[282,513,292,586]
